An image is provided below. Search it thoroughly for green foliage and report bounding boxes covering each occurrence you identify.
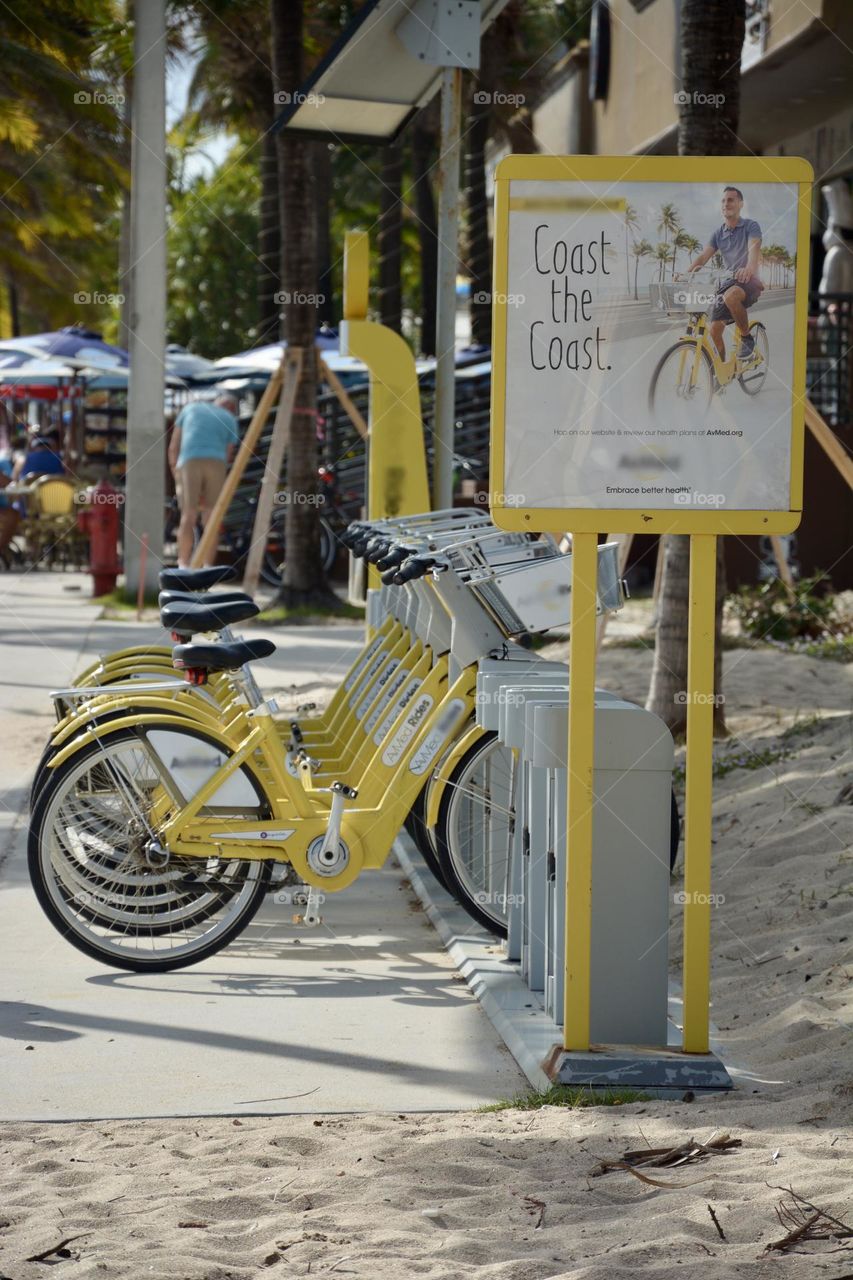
[0,0,128,335]
[729,574,845,643]
[480,1085,648,1112]
[167,146,261,357]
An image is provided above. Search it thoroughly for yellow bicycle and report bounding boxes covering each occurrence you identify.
[648,275,769,414]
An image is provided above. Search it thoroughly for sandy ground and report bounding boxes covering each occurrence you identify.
[2,637,852,1278]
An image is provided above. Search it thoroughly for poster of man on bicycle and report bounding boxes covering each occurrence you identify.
[490,156,812,530]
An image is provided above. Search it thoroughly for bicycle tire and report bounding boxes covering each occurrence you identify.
[29,725,272,972]
[257,516,336,588]
[435,731,514,936]
[436,732,683,937]
[403,786,449,890]
[738,322,769,396]
[648,341,715,416]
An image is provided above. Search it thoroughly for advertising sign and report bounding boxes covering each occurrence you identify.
[490,156,812,534]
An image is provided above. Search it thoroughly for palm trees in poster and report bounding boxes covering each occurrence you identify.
[631,239,653,300]
[654,241,674,281]
[761,243,794,288]
[623,202,640,294]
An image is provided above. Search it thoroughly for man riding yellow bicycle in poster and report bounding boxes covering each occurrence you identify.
[686,185,764,364]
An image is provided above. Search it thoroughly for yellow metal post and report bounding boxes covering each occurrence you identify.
[339,231,430,598]
[682,533,717,1053]
[563,532,599,1050]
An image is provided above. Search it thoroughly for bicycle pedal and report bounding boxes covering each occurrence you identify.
[292,912,323,927]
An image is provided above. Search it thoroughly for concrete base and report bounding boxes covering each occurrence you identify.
[545,1046,732,1094]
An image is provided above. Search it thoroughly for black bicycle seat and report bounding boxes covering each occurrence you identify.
[159,565,238,591]
[173,638,276,683]
[158,589,255,607]
[161,598,259,637]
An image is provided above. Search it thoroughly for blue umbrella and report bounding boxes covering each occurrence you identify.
[1,325,128,370]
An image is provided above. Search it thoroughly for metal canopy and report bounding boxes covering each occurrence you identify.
[273,0,508,144]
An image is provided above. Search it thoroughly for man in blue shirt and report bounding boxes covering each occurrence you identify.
[686,186,764,361]
[168,394,240,568]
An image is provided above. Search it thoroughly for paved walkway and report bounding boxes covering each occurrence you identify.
[0,571,525,1119]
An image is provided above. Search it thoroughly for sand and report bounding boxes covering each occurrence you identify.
[2,637,852,1278]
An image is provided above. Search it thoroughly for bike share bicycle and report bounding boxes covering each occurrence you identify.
[648,272,769,413]
[27,513,680,973]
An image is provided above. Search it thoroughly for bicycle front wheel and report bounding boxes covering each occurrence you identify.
[435,731,516,936]
[28,726,272,972]
[648,341,715,417]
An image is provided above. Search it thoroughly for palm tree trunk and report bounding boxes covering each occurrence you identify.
[7,274,20,336]
[648,0,745,737]
[378,145,403,333]
[314,141,334,327]
[271,0,334,605]
[412,112,438,356]
[258,126,280,342]
[466,40,495,348]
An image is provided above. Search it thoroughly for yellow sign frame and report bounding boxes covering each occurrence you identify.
[489,154,813,536]
[489,154,813,1064]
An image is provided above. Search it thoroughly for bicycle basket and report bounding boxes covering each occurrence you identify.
[649,281,719,316]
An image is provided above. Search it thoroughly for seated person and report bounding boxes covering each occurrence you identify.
[0,454,20,559]
[13,431,65,481]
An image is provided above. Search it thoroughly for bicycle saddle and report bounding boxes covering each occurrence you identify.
[161,598,259,638]
[173,638,276,684]
[159,565,238,591]
[158,589,255,608]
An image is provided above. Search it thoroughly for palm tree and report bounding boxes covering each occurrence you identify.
[184,0,279,339]
[657,203,681,250]
[671,227,694,279]
[271,0,334,606]
[623,202,640,294]
[0,0,127,334]
[462,0,591,345]
[761,243,777,287]
[631,238,653,300]
[782,249,794,287]
[647,0,746,738]
[654,242,674,282]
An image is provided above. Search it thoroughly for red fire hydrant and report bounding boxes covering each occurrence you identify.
[77,479,122,596]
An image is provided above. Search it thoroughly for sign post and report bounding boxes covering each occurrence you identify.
[489,155,812,1063]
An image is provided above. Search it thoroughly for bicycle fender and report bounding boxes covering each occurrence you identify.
[46,710,235,769]
[424,722,488,828]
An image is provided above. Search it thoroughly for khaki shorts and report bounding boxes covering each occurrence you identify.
[176,458,227,511]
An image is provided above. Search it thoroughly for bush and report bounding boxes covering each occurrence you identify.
[729,573,846,644]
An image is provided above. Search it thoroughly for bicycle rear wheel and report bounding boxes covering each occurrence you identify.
[29,726,272,972]
[738,322,769,395]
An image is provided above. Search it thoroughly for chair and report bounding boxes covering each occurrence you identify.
[24,476,85,569]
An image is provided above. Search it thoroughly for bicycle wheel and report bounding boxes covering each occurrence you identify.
[738,322,769,396]
[436,730,683,938]
[435,731,515,936]
[403,785,449,891]
[28,725,272,972]
[319,517,337,575]
[648,341,715,417]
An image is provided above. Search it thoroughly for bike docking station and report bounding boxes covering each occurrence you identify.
[487,153,812,1094]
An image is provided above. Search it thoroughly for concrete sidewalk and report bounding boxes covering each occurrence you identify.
[0,572,525,1119]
